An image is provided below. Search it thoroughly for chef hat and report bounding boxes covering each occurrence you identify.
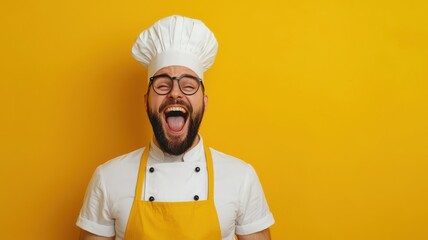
[132,15,218,80]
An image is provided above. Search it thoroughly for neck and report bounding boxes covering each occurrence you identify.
[152,135,201,155]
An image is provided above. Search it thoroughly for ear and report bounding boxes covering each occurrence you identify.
[204,94,208,108]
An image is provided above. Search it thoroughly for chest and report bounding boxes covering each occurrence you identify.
[111,160,240,240]
[143,161,208,202]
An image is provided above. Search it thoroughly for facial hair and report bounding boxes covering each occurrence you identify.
[147,98,205,155]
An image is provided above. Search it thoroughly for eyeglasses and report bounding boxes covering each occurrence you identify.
[149,74,203,96]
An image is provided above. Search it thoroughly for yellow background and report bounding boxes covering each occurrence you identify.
[1,0,427,239]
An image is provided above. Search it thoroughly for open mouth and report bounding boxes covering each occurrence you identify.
[164,106,189,132]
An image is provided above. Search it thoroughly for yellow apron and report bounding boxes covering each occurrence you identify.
[124,144,222,240]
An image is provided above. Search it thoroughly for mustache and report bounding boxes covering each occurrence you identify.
[158,99,193,114]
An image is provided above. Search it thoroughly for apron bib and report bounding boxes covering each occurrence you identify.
[124,144,222,240]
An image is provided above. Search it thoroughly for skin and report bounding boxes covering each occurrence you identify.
[79,66,271,240]
[79,231,113,240]
[145,66,208,153]
[237,228,271,240]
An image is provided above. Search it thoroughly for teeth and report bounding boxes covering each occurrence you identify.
[165,107,187,113]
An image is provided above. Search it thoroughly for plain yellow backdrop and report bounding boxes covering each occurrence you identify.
[1,0,427,239]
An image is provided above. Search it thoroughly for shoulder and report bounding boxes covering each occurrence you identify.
[209,147,256,184]
[210,147,250,168]
[77,148,145,236]
[93,148,145,201]
[96,147,145,177]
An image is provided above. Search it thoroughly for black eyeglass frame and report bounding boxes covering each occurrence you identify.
[148,74,204,96]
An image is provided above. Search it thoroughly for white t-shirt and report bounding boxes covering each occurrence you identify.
[76,138,274,240]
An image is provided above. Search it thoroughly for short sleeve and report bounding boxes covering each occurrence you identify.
[235,164,275,235]
[76,167,116,237]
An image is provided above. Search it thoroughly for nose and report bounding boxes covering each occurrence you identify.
[168,79,183,99]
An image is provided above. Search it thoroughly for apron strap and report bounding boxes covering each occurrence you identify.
[135,144,150,200]
[203,144,215,201]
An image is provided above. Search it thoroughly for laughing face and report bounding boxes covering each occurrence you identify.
[145,66,208,155]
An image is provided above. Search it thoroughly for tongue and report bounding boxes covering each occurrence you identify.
[166,116,185,131]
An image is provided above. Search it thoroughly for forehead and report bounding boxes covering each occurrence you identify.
[154,66,198,77]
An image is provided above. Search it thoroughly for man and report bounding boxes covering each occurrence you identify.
[77,15,274,240]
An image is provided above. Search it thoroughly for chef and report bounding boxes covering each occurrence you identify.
[77,15,274,240]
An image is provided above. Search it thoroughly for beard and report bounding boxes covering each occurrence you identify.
[147,98,205,155]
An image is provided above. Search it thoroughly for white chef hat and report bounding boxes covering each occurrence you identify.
[132,15,218,80]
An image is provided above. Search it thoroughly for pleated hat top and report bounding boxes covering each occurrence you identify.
[132,15,218,80]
